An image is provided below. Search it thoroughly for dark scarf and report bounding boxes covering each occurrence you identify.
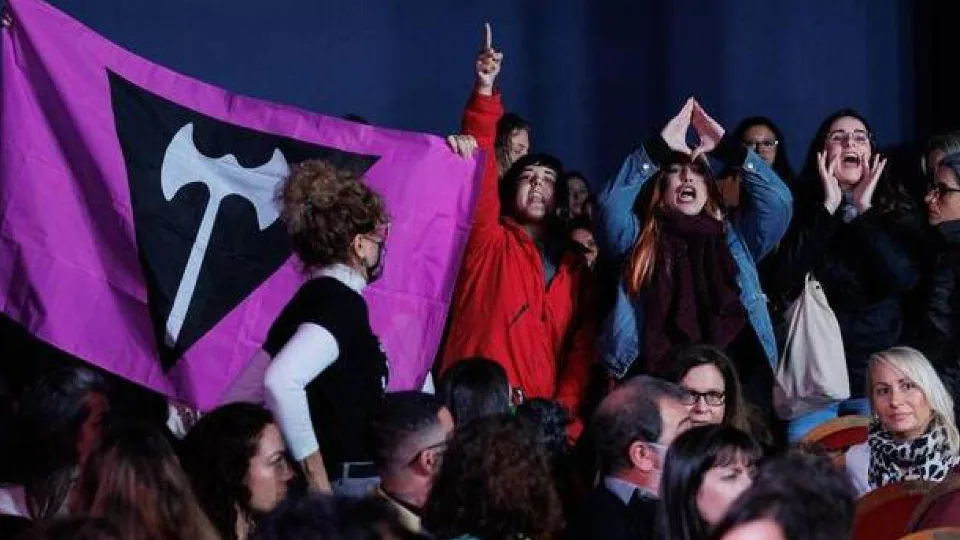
[867,417,960,489]
[644,210,746,372]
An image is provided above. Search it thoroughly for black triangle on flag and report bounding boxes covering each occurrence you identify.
[108,71,379,372]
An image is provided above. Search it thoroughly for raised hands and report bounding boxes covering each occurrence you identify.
[661,98,695,155]
[661,98,726,161]
[447,134,478,158]
[852,154,888,213]
[476,23,503,96]
[690,101,725,162]
[817,151,843,214]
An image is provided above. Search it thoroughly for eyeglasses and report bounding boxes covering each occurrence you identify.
[826,130,871,145]
[682,390,726,406]
[743,139,778,152]
[363,223,390,245]
[927,183,960,199]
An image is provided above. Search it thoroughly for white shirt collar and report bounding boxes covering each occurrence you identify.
[312,263,366,294]
[603,476,658,505]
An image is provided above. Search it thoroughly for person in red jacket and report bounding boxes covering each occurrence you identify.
[441,24,595,427]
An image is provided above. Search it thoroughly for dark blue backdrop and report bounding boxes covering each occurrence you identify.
[3,0,931,187]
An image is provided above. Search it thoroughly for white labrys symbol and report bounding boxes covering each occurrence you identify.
[159,123,289,347]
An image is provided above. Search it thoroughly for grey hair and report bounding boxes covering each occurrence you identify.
[923,131,960,176]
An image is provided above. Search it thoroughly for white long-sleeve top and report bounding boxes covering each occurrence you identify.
[258,264,433,461]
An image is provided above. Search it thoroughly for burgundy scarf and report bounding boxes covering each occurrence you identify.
[644,210,746,372]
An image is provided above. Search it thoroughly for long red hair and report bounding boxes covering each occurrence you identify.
[623,156,724,296]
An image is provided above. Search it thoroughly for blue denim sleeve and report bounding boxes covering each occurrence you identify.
[733,149,793,260]
[595,146,660,259]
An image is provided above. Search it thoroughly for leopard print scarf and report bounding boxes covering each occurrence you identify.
[867,417,960,490]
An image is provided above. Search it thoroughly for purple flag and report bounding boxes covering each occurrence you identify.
[0,0,480,410]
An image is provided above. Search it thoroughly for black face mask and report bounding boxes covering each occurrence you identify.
[365,240,386,283]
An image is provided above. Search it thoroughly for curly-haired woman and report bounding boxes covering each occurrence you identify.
[422,414,563,540]
[257,159,391,497]
[179,403,296,540]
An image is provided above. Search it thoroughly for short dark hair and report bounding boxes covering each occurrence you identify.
[252,492,426,540]
[661,425,762,540]
[15,368,107,522]
[591,375,686,473]
[516,398,572,463]
[371,391,445,474]
[178,403,278,540]
[710,450,856,540]
[498,152,564,215]
[438,358,510,425]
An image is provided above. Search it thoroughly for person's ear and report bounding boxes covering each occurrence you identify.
[419,448,443,474]
[349,234,366,260]
[628,441,655,473]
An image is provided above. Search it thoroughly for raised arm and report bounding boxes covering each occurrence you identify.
[688,101,792,260]
[596,99,696,259]
[448,23,505,245]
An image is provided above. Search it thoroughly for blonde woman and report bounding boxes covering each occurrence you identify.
[845,346,960,496]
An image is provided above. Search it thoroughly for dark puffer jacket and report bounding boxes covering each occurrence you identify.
[762,196,922,397]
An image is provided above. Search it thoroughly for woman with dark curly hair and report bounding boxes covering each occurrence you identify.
[259,159,391,497]
[179,403,296,540]
[422,414,563,540]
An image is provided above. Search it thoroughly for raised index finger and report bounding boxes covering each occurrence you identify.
[484,22,493,50]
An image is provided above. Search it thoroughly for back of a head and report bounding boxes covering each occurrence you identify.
[178,402,275,539]
[252,492,425,540]
[422,414,563,540]
[591,375,686,473]
[710,450,856,540]
[371,391,444,475]
[77,423,218,540]
[24,517,122,540]
[16,367,106,466]
[14,367,107,521]
[438,358,510,425]
[516,398,572,463]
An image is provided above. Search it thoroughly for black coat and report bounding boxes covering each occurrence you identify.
[762,199,922,396]
[909,221,960,413]
[566,486,660,540]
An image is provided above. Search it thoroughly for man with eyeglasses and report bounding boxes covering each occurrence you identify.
[567,376,691,540]
[370,391,454,534]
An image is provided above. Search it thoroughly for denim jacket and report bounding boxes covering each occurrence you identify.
[595,141,792,377]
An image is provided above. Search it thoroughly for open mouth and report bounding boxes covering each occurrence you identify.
[677,185,697,203]
[841,152,861,167]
